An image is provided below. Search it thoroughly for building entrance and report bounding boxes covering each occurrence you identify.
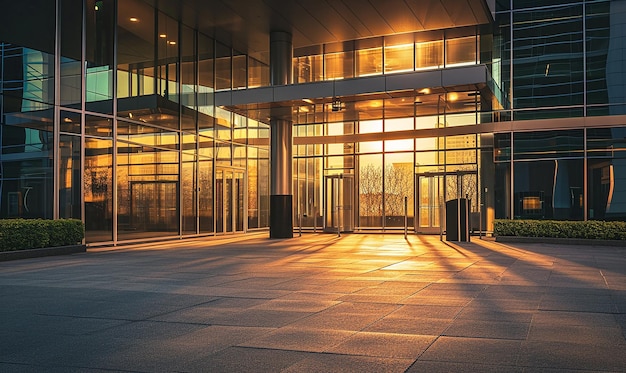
[415,170,478,235]
[324,174,355,233]
[215,168,245,234]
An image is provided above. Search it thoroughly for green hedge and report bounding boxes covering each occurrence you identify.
[494,219,626,240]
[0,219,84,252]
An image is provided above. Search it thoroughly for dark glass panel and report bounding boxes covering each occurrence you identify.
[513,159,583,220]
[513,130,583,160]
[59,135,81,219]
[0,123,53,219]
[587,126,626,220]
[157,11,179,106]
[512,4,583,114]
[232,50,247,89]
[60,110,81,134]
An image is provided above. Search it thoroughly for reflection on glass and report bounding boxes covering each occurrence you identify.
[86,0,114,113]
[294,55,323,83]
[356,47,382,77]
[385,44,414,73]
[446,36,477,67]
[84,138,113,243]
[416,40,443,70]
[359,154,383,227]
[117,143,179,240]
[60,135,81,219]
[325,51,354,80]
[385,152,414,227]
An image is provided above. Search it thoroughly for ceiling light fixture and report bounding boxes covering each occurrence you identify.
[129,17,139,22]
[159,34,167,38]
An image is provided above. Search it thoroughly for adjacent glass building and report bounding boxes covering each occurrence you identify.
[1,0,625,245]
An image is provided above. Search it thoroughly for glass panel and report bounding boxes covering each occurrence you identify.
[359,154,382,227]
[235,171,245,231]
[61,0,82,107]
[215,42,231,90]
[86,0,114,113]
[294,55,322,83]
[117,0,155,101]
[384,44,414,74]
[587,127,626,220]
[59,135,81,219]
[85,114,112,138]
[0,123,53,220]
[325,51,354,80]
[157,11,179,105]
[356,47,382,77]
[182,160,197,234]
[446,36,477,67]
[384,152,414,227]
[232,51,247,89]
[512,4,583,116]
[514,159,583,220]
[513,130,584,160]
[248,57,269,88]
[181,25,197,131]
[117,142,179,240]
[198,33,215,124]
[416,40,443,70]
[199,158,213,233]
[84,138,113,243]
[60,110,81,134]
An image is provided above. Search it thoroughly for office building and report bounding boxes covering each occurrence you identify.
[1,0,624,245]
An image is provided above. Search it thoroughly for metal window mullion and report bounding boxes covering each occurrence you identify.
[53,0,61,220]
[112,0,118,244]
[583,128,589,221]
[80,0,86,238]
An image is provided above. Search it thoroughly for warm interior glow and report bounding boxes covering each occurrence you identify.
[523,197,541,210]
[159,34,167,38]
[129,17,139,22]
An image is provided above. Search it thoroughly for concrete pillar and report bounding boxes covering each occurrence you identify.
[269,31,293,238]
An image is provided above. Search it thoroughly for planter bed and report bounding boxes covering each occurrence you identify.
[495,235,626,247]
[0,245,86,262]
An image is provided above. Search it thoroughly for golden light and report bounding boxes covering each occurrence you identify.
[447,92,459,102]
[129,17,139,22]
[159,34,167,38]
[418,88,431,95]
[168,41,177,45]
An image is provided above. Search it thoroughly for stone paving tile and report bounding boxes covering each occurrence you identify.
[183,346,314,373]
[407,361,524,373]
[442,319,531,340]
[1,234,625,372]
[364,316,452,336]
[518,341,626,371]
[418,336,522,365]
[237,327,356,352]
[325,331,436,358]
[281,353,415,373]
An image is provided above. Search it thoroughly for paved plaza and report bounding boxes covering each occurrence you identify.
[1,233,625,372]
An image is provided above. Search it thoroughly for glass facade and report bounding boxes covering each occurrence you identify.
[1,0,626,245]
[0,0,269,245]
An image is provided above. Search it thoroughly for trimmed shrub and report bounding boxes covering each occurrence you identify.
[494,219,626,240]
[0,219,84,252]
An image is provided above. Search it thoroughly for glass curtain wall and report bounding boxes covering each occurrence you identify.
[0,0,270,245]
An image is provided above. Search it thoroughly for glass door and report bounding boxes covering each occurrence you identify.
[324,174,354,233]
[216,168,245,234]
[416,174,443,233]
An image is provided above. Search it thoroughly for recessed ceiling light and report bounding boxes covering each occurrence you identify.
[168,41,176,45]
[159,34,167,38]
[129,17,139,22]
